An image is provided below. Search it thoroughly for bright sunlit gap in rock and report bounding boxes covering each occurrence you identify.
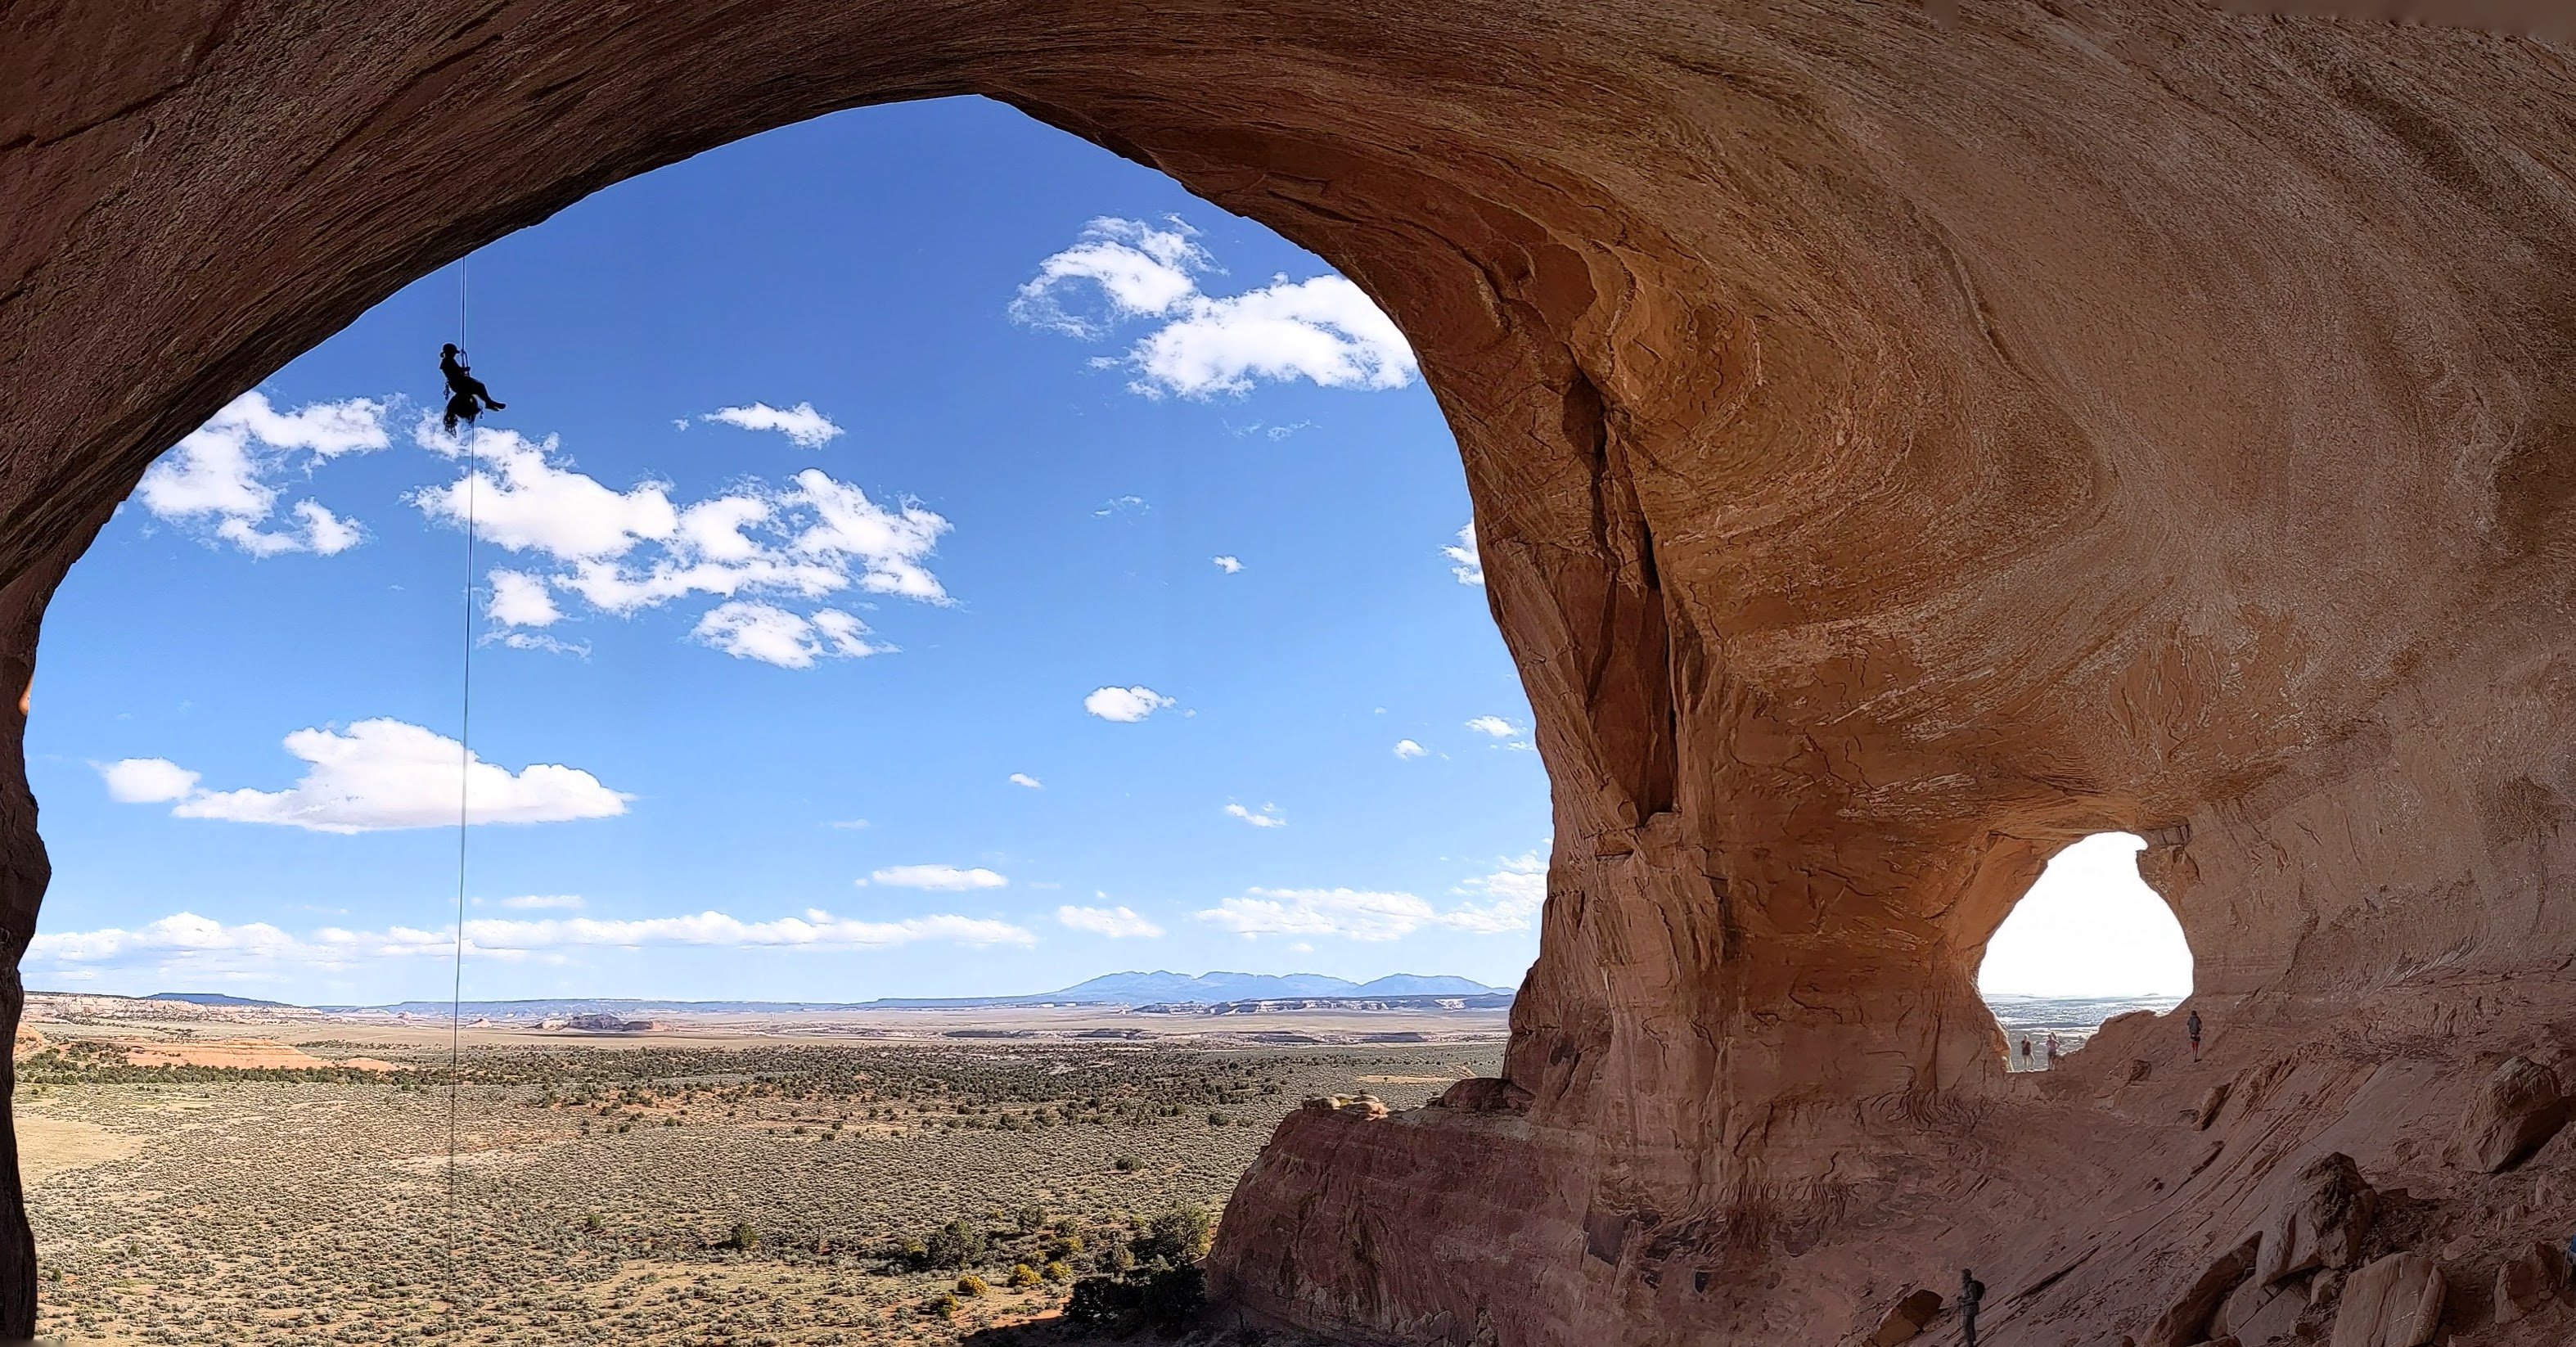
[1978,831,2191,1070]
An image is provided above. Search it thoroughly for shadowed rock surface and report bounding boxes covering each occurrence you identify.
[8,2,2576,1344]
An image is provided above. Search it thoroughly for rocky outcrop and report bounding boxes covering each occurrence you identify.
[2493,1242,2571,1324]
[1867,1289,1944,1347]
[2329,1254,2444,1347]
[2144,1236,2260,1347]
[12,2,2576,1345]
[2453,1057,2570,1174]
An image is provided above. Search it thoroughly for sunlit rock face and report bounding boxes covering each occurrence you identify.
[8,2,2576,1343]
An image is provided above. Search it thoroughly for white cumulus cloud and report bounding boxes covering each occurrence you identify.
[870,864,1007,891]
[412,424,949,666]
[1213,556,1243,574]
[702,402,844,448]
[1008,773,1043,790]
[487,570,562,628]
[1013,217,1417,399]
[1084,686,1175,723]
[1465,715,1520,738]
[1224,802,1286,829]
[1393,740,1427,759]
[97,758,200,804]
[102,719,629,834]
[139,393,387,556]
[1056,905,1164,939]
[1444,523,1484,587]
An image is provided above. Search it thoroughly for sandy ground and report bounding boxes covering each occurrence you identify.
[13,1117,142,1185]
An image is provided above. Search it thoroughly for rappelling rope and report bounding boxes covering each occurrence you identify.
[445,255,475,1342]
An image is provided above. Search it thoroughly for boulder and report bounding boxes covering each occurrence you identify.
[1433,1078,1533,1113]
[2452,1056,2570,1173]
[2142,1236,2259,1347]
[2255,1154,2376,1286]
[2493,1241,2572,1323]
[1867,1288,1944,1346]
[2216,1272,2311,1345]
[2327,1253,2443,1347]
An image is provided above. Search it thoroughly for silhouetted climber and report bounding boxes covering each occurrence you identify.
[2187,1009,2203,1061]
[2018,1036,2032,1067]
[439,343,504,432]
[1959,1269,1986,1347]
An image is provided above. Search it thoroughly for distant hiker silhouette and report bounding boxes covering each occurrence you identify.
[439,343,504,432]
[1959,1269,1986,1347]
[2018,1036,2032,1067]
[2187,1010,2203,1061]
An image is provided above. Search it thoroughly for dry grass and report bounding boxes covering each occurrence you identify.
[20,1035,1496,1345]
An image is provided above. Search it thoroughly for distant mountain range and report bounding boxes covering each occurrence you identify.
[152,971,1519,1019]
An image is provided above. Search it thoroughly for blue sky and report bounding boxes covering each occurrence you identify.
[22,97,1551,1004]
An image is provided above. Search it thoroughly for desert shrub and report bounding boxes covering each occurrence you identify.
[1208,1111,1229,1126]
[1132,1205,1214,1265]
[925,1219,985,1268]
[1113,1155,1142,1172]
[1042,1259,1072,1284]
[727,1222,760,1252]
[1014,1204,1048,1234]
[928,1293,961,1320]
[1008,1263,1040,1288]
[957,1274,989,1297]
[1066,1265,1206,1334]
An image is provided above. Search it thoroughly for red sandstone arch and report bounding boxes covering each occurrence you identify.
[8,3,2576,1343]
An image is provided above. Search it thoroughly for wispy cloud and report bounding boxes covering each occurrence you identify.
[1008,773,1043,790]
[140,393,387,556]
[1212,556,1243,574]
[701,402,844,448]
[1056,904,1164,939]
[98,719,628,834]
[691,601,885,669]
[1197,852,1547,941]
[1013,217,1417,399]
[28,908,1032,979]
[1392,740,1427,759]
[1223,802,1286,829]
[1464,715,1520,739]
[868,864,1007,891]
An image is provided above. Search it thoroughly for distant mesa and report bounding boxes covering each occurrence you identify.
[146,992,295,1008]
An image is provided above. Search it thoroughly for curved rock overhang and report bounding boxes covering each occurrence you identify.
[6,2,2575,1342]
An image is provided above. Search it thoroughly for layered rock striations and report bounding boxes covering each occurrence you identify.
[7,1,2576,1342]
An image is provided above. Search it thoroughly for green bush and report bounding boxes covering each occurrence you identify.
[727,1222,760,1252]
[957,1273,989,1297]
[1042,1259,1072,1284]
[1008,1263,1041,1288]
[928,1292,961,1320]
[1113,1155,1143,1172]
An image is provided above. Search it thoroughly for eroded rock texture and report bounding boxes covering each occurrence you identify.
[8,2,2576,1344]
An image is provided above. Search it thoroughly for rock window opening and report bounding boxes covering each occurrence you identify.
[1977,832,2193,1072]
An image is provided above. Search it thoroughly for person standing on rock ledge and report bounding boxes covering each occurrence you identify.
[2187,1009,2203,1061]
[1958,1269,1985,1347]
